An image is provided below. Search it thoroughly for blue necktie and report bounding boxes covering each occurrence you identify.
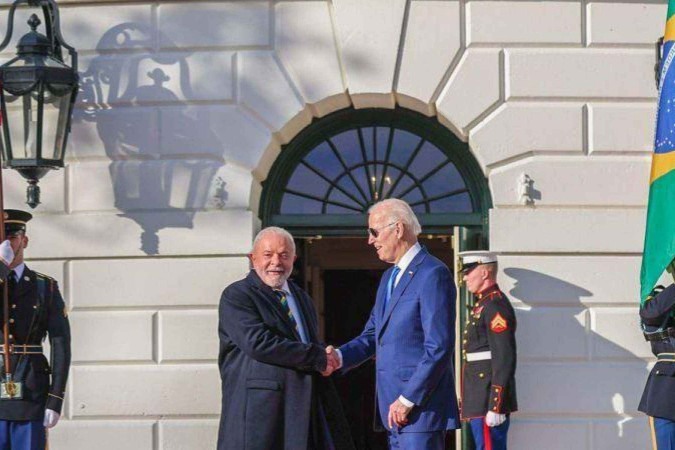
[384,266,401,310]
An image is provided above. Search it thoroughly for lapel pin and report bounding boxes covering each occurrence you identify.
[23,276,29,281]
[408,271,413,275]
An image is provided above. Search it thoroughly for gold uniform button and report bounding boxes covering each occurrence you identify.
[494,397,498,401]
[493,407,498,411]
[479,373,485,378]
[462,339,467,344]
[8,335,13,340]
[463,330,468,335]
[8,319,14,324]
[11,304,15,309]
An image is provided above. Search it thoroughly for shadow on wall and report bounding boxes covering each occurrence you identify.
[75,23,228,255]
[503,268,650,448]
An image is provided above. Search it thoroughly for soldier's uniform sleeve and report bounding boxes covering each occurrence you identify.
[45,280,71,413]
[484,297,516,414]
[640,284,675,325]
[0,264,10,281]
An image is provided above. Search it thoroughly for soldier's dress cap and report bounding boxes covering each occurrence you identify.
[3,209,32,235]
[459,250,498,273]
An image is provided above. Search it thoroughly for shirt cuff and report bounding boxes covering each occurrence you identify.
[398,395,414,408]
[334,348,344,369]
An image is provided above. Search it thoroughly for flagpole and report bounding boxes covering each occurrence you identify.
[0,153,10,388]
[0,145,10,389]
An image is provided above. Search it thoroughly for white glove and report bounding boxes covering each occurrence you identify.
[43,409,60,428]
[485,411,506,427]
[0,240,13,267]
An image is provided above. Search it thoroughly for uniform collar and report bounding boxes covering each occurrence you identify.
[476,283,499,301]
[12,263,25,280]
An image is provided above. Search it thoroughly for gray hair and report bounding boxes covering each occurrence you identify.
[369,199,422,236]
[252,226,296,254]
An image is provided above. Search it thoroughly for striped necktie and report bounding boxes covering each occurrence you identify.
[273,290,299,333]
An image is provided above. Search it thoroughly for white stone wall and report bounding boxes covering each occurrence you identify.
[0,1,664,448]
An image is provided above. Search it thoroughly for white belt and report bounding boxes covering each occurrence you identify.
[466,351,492,362]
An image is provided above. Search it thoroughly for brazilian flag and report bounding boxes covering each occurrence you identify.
[640,0,675,304]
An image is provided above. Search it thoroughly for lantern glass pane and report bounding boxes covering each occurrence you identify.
[3,92,38,160]
[42,88,72,161]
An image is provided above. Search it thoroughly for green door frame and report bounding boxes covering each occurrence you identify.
[455,226,489,450]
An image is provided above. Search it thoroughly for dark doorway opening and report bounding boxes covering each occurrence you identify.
[324,269,387,450]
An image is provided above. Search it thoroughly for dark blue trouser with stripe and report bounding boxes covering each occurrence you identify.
[0,420,45,450]
[651,416,675,450]
[470,416,510,450]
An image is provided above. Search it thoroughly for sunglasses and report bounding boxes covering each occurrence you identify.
[367,221,397,238]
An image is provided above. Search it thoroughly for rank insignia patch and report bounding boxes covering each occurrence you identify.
[490,313,508,333]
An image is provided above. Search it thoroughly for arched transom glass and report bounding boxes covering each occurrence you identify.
[280,126,473,215]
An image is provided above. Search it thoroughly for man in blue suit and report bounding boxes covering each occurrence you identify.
[328,199,460,449]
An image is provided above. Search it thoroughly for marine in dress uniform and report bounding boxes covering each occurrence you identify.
[459,251,517,450]
[638,281,675,450]
[0,210,71,450]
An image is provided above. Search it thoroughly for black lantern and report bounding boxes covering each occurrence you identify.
[0,0,78,208]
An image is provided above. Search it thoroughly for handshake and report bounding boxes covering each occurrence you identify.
[320,345,341,377]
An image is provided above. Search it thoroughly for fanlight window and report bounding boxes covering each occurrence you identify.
[280,127,473,215]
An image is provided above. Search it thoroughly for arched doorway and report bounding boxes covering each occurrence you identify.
[261,107,491,450]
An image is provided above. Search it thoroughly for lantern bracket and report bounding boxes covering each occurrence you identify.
[0,0,77,73]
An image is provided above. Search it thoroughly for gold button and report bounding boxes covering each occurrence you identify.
[11,304,15,309]
[494,397,498,401]
[8,335,13,340]
[462,339,467,344]
[493,407,497,411]
[495,388,499,392]
[33,305,36,310]
[472,322,476,326]
[479,373,485,378]
[463,330,468,335]
[656,370,660,375]
[9,319,14,324]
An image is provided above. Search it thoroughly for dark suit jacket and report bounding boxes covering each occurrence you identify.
[217,270,354,450]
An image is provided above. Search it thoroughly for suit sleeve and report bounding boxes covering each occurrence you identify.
[338,305,377,372]
[485,299,516,414]
[401,265,455,406]
[219,287,327,373]
[640,284,675,325]
[45,281,71,414]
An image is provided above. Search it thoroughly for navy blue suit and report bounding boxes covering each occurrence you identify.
[339,247,459,447]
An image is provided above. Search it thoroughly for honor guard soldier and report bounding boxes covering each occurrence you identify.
[0,210,71,450]
[638,274,675,449]
[459,251,517,450]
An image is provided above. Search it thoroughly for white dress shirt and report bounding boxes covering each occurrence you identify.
[11,262,25,281]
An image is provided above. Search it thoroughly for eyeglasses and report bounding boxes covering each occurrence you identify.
[367,221,397,238]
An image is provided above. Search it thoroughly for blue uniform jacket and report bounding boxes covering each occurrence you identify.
[339,247,460,433]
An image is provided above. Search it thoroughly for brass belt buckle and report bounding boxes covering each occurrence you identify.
[0,380,23,400]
